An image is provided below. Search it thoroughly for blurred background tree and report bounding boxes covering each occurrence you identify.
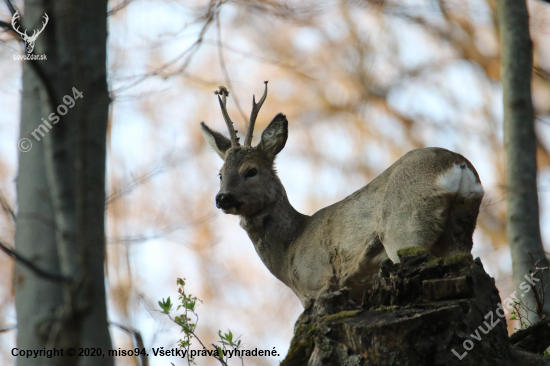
[1,0,550,365]
[2,1,113,366]
[498,0,550,322]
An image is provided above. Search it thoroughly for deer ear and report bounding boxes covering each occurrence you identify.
[201,122,232,160]
[257,114,288,160]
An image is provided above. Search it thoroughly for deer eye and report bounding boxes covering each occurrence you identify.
[246,168,258,178]
[218,173,222,180]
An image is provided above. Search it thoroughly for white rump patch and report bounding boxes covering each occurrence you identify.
[436,164,484,198]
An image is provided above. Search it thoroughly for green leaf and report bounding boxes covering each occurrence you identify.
[158,297,173,314]
[186,300,196,311]
[227,330,233,342]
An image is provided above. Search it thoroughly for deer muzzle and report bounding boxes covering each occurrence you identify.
[215,193,242,212]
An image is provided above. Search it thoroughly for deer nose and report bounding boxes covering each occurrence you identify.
[215,193,239,210]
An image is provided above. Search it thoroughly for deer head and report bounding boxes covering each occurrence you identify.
[201,81,289,216]
[12,11,49,54]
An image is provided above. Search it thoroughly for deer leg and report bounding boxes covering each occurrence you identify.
[381,193,456,263]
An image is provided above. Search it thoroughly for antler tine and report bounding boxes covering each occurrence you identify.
[215,86,240,147]
[244,81,268,147]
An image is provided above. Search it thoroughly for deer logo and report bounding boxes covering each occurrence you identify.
[11,11,49,54]
[201,82,484,306]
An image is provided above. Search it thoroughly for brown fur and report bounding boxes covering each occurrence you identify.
[202,113,484,307]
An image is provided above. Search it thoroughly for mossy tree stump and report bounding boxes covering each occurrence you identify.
[281,248,550,366]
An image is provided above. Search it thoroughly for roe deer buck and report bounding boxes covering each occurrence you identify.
[201,82,484,307]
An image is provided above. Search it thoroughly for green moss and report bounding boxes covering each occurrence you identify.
[397,247,473,269]
[397,246,429,258]
[426,256,444,266]
[320,310,361,324]
[372,305,399,312]
[443,253,474,266]
[397,246,440,265]
[281,323,317,366]
[318,337,333,353]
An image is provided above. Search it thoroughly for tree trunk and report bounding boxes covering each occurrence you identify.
[14,1,113,365]
[497,0,550,321]
[281,249,550,366]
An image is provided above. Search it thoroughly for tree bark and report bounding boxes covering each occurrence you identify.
[15,61,64,366]
[497,0,550,321]
[14,1,113,365]
[281,249,550,365]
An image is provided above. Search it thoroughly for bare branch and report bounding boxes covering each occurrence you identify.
[0,190,16,223]
[110,322,149,366]
[0,240,71,283]
[106,165,164,206]
[244,81,268,147]
[113,1,217,95]
[0,20,15,32]
[216,9,247,124]
[5,0,18,16]
[107,0,134,16]
[0,324,16,333]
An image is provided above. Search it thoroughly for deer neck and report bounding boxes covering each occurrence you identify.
[239,184,307,282]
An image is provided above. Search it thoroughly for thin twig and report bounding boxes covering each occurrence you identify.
[211,343,228,366]
[166,314,229,365]
[113,0,216,95]
[106,166,163,205]
[107,0,134,16]
[110,322,149,366]
[0,324,16,333]
[216,6,247,124]
[0,240,71,283]
[0,20,14,32]
[5,0,17,15]
[201,39,315,81]
[0,190,16,223]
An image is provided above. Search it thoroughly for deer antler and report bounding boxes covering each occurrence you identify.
[214,81,269,148]
[11,11,28,38]
[215,86,240,147]
[244,81,268,147]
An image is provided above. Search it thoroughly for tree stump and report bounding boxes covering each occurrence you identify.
[281,248,550,366]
